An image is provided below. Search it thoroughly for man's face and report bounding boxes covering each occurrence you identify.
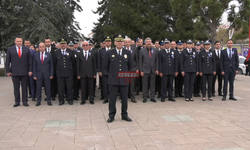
[205,44,210,50]
[155,42,160,49]
[105,41,111,48]
[39,43,46,52]
[15,38,23,47]
[131,40,135,46]
[164,43,170,49]
[125,39,131,48]
[24,40,31,47]
[177,44,183,50]
[60,43,67,49]
[145,39,152,49]
[74,43,79,49]
[67,45,74,50]
[115,41,124,49]
[171,42,177,49]
[187,43,192,49]
[136,39,143,47]
[160,45,165,49]
[82,42,89,51]
[215,43,221,49]
[195,45,201,50]
[227,40,233,48]
[45,39,51,47]
[183,43,187,49]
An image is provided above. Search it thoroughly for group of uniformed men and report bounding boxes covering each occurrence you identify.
[5,35,239,123]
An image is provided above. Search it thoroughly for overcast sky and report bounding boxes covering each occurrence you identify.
[75,1,238,37]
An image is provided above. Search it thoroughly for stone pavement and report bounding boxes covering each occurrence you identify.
[0,75,250,150]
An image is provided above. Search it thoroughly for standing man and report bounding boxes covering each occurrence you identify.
[77,41,96,105]
[98,36,112,104]
[181,39,199,101]
[135,38,143,95]
[155,40,161,50]
[171,41,177,50]
[5,37,32,107]
[33,42,53,106]
[139,37,159,103]
[212,41,223,96]
[220,39,239,101]
[54,39,75,105]
[159,38,178,102]
[193,41,202,97]
[124,38,139,103]
[104,34,132,123]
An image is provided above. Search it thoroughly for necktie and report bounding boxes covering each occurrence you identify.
[41,52,44,64]
[149,49,151,58]
[217,50,219,58]
[118,50,121,56]
[85,51,87,60]
[18,47,21,58]
[62,50,64,55]
[229,49,232,59]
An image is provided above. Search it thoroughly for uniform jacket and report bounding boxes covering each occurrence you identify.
[124,46,139,71]
[158,49,178,75]
[176,50,183,73]
[5,46,32,76]
[139,47,158,74]
[199,49,216,74]
[53,48,75,77]
[104,48,132,85]
[76,50,97,78]
[180,48,199,73]
[33,51,54,79]
[220,48,239,73]
[98,47,111,75]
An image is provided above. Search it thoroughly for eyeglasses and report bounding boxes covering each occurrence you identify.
[82,45,88,47]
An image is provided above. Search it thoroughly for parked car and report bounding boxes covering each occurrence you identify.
[238,56,246,75]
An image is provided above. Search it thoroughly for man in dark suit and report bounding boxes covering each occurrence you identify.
[77,41,97,104]
[159,38,178,102]
[104,34,132,123]
[54,39,75,105]
[5,37,32,107]
[33,42,53,106]
[212,41,223,96]
[98,36,112,104]
[139,37,159,103]
[124,38,139,103]
[220,39,239,101]
[193,41,202,97]
[135,38,143,95]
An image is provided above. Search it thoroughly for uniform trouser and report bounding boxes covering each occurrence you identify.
[36,74,51,103]
[135,76,141,93]
[223,67,236,97]
[184,72,196,99]
[12,76,29,103]
[130,77,136,99]
[102,75,109,100]
[175,73,184,95]
[81,77,94,101]
[142,73,156,99]
[212,71,223,94]
[156,75,161,96]
[99,76,104,97]
[194,74,202,95]
[73,75,80,99]
[109,85,128,118]
[51,75,58,98]
[28,76,36,98]
[57,76,73,103]
[202,74,213,98]
[161,75,174,99]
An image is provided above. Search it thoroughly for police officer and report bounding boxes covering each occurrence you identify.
[174,40,185,98]
[104,34,132,123]
[159,38,178,102]
[181,39,199,101]
[54,39,75,105]
[193,41,202,97]
[199,40,216,101]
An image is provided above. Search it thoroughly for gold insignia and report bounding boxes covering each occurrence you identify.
[62,39,64,41]
[112,55,115,57]
[124,54,127,58]
[118,35,122,37]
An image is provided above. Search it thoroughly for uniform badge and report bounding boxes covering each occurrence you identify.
[193,52,195,55]
[45,55,47,58]
[89,52,91,56]
[74,54,77,58]
[171,55,174,59]
[112,55,115,57]
[124,54,127,59]
[171,51,174,55]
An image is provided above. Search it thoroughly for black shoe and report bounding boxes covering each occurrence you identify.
[202,98,206,101]
[90,101,95,105]
[194,94,198,97]
[68,101,73,105]
[59,101,65,105]
[103,99,109,104]
[157,95,161,98]
[35,102,41,106]
[131,98,137,103]
[189,98,194,101]
[107,118,114,123]
[44,97,47,101]
[179,93,185,97]
[47,102,52,106]
[121,116,132,122]
[197,94,201,97]
[23,102,29,107]
[229,96,237,101]
[150,98,157,103]
[80,101,86,105]
[32,98,36,102]
[208,98,213,101]
[212,93,215,97]
[52,97,56,101]
[143,99,147,103]
[185,99,189,102]
[13,102,20,107]
[168,98,176,102]
[222,96,226,101]
[100,96,104,100]
[161,98,165,102]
